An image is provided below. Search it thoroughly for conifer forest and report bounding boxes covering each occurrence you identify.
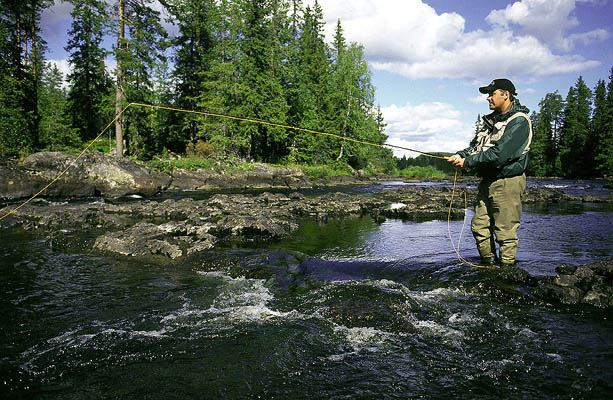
[1,0,612,178]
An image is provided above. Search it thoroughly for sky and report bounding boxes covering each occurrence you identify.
[41,0,613,157]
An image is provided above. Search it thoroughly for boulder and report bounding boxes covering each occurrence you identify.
[0,159,45,200]
[18,151,171,198]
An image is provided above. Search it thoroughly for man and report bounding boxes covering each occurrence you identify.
[448,78,532,266]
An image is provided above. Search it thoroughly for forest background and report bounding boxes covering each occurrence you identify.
[1,0,612,178]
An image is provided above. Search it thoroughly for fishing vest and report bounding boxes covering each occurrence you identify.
[470,112,532,156]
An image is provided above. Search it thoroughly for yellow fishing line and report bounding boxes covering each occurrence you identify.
[1,102,491,268]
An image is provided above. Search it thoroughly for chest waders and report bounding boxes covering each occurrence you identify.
[470,113,531,265]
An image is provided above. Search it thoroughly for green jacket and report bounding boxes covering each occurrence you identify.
[458,101,532,180]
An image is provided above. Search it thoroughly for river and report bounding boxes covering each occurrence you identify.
[1,179,612,399]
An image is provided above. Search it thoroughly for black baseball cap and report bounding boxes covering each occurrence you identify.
[479,78,517,96]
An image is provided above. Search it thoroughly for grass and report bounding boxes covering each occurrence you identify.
[396,166,447,179]
[144,156,357,180]
[295,163,354,180]
[143,156,447,181]
[144,156,256,174]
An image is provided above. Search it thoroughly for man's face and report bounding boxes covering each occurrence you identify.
[487,89,508,112]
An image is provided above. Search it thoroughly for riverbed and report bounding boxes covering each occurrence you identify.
[1,179,612,399]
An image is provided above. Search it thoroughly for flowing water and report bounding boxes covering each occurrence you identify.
[1,180,612,399]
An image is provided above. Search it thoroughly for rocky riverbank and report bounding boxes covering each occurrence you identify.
[0,151,376,201]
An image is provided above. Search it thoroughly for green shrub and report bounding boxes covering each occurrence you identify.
[397,166,446,179]
[299,162,353,180]
[186,140,215,158]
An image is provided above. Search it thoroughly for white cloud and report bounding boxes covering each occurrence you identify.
[485,0,609,51]
[46,59,71,75]
[46,59,72,88]
[381,102,474,157]
[467,94,488,104]
[306,0,604,79]
[567,28,610,47]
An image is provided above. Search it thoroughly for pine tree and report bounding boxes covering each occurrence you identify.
[65,0,113,142]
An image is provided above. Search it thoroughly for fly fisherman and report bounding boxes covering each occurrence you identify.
[448,78,532,266]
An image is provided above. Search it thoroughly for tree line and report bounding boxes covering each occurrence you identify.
[528,71,613,178]
[0,0,395,172]
[402,70,613,179]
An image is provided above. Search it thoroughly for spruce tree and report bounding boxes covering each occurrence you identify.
[531,91,564,176]
[196,0,242,157]
[528,110,547,176]
[238,0,289,162]
[65,0,113,142]
[166,0,217,152]
[0,0,51,155]
[560,77,592,177]
[0,13,29,155]
[290,1,330,163]
[595,66,613,176]
[589,80,607,177]
[38,62,80,150]
[113,0,169,159]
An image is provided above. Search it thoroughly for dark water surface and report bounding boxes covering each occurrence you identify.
[1,180,612,399]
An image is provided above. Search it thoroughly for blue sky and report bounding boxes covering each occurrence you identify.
[41,0,613,157]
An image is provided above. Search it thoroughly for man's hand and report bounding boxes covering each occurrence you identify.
[447,154,465,168]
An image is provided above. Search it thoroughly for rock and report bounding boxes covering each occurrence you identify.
[0,159,46,200]
[93,222,183,259]
[9,151,172,199]
[169,163,312,190]
[523,188,578,203]
[582,193,613,203]
[375,187,466,221]
[536,259,613,308]
[554,274,579,287]
[312,174,373,186]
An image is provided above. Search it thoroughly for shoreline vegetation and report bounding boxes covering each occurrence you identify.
[8,135,452,182]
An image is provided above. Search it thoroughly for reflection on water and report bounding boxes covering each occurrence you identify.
[267,205,611,277]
